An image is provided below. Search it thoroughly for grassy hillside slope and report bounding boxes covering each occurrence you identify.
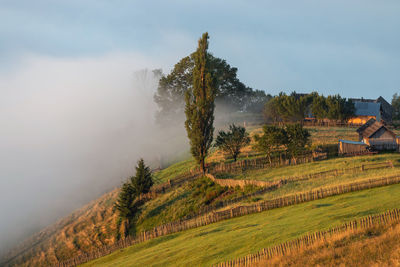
[81,183,400,266]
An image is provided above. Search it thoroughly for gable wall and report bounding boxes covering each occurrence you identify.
[370,127,394,140]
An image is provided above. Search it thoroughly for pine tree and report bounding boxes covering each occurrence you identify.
[130,158,153,195]
[114,182,135,220]
[114,159,153,223]
[185,32,216,173]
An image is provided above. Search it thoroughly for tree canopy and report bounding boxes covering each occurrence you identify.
[253,123,310,163]
[154,51,268,125]
[214,124,250,162]
[253,125,287,163]
[284,124,311,161]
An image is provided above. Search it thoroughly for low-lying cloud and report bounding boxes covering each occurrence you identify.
[0,53,188,254]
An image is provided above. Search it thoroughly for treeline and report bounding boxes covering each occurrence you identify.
[264,92,355,123]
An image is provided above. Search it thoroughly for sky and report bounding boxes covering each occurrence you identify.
[1,0,400,99]
[1,0,400,256]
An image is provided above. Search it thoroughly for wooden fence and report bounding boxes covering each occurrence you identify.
[54,174,400,267]
[149,152,330,195]
[206,173,281,189]
[207,152,327,174]
[214,208,400,267]
[208,161,393,189]
[301,121,364,128]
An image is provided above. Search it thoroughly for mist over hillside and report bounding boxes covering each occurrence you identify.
[0,53,190,255]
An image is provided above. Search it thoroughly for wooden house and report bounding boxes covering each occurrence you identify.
[356,119,399,151]
[348,96,393,124]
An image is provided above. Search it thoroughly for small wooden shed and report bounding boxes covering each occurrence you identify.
[338,139,369,155]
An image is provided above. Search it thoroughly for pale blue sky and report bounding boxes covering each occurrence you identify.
[1,0,400,100]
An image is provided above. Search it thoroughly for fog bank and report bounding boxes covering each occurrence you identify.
[0,53,188,254]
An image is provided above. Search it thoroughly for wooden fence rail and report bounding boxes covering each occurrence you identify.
[214,208,400,267]
[54,174,400,267]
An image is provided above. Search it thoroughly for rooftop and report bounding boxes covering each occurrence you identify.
[338,139,367,145]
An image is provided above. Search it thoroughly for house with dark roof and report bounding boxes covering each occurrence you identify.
[356,118,399,151]
[339,118,399,155]
[348,96,393,124]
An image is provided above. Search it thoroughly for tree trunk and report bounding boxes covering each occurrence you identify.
[200,158,206,174]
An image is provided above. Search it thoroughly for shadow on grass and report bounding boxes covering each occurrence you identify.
[311,203,333,209]
[193,227,224,237]
[145,191,190,219]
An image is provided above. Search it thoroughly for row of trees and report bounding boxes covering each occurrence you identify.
[264,92,355,123]
[214,123,311,164]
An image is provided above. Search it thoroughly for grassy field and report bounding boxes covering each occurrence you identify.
[215,153,400,181]
[306,126,358,146]
[81,183,400,267]
[152,158,196,184]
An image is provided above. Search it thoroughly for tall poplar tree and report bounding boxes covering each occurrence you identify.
[185,32,216,173]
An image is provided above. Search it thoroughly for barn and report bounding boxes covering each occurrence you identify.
[338,139,369,155]
[356,119,399,151]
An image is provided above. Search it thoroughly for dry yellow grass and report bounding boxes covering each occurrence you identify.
[257,223,400,267]
[2,189,120,267]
